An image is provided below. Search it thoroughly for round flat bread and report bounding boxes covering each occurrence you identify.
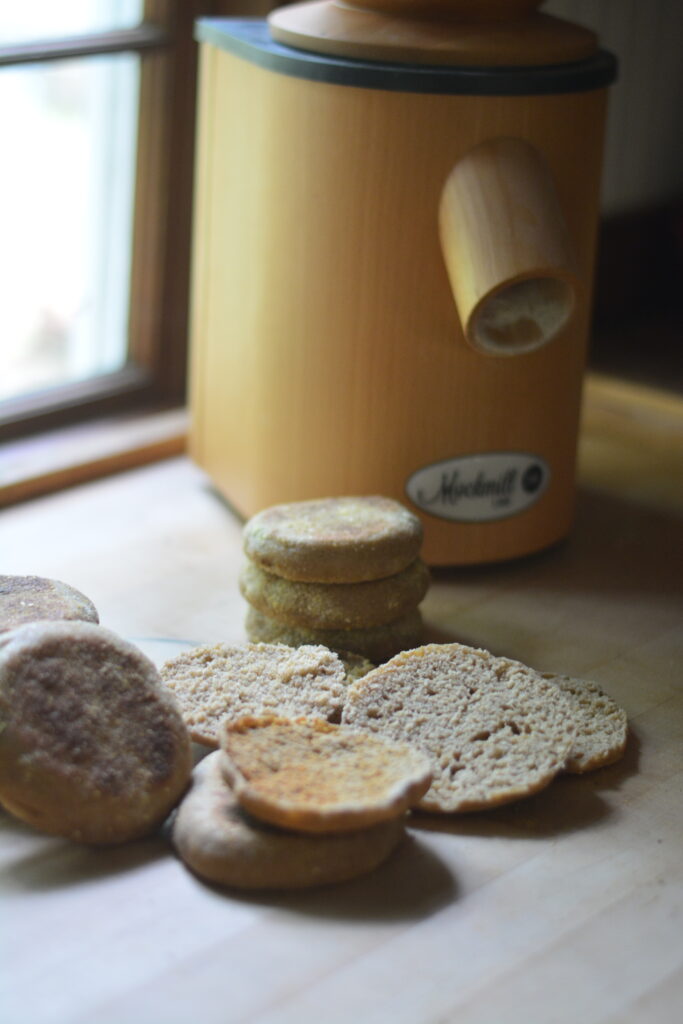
[172,751,405,890]
[541,672,628,773]
[0,575,98,634]
[240,557,429,630]
[243,496,423,583]
[221,715,432,833]
[0,621,191,844]
[160,642,347,748]
[342,643,575,814]
[245,606,424,664]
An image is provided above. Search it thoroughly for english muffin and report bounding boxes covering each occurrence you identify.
[172,751,405,890]
[160,642,347,747]
[0,575,98,634]
[239,557,430,630]
[342,643,575,814]
[221,715,432,833]
[541,672,628,773]
[243,496,423,583]
[0,621,191,844]
[245,606,424,664]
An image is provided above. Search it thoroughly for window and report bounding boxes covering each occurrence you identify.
[0,2,275,443]
[1,44,140,403]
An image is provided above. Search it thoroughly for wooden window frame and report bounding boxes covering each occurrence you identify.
[0,1,274,443]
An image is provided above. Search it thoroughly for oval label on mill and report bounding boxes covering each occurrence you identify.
[406,452,550,523]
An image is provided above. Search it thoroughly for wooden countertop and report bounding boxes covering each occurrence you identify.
[1,379,682,1024]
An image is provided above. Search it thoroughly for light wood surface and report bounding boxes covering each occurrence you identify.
[1,389,682,1023]
[190,42,609,565]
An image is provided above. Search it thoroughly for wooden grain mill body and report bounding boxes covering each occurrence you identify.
[189,3,616,564]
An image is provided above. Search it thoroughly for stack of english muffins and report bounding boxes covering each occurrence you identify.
[241,496,430,663]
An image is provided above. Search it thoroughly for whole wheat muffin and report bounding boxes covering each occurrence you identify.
[243,496,423,583]
[245,606,424,664]
[160,642,347,747]
[342,643,575,814]
[221,715,432,833]
[239,557,429,630]
[172,751,405,890]
[541,672,628,773]
[0,575,98,634]
[0,621,192,844]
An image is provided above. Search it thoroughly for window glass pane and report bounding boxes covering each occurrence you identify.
[0,53,139,403]
[0,1,144,46]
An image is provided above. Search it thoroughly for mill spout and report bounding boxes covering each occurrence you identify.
[439,137,579,356]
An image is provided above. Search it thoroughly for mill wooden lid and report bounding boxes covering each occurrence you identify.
[268,0,599,68]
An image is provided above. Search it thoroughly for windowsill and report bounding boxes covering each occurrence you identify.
[0,405,188,507]
[579,372,683,517]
